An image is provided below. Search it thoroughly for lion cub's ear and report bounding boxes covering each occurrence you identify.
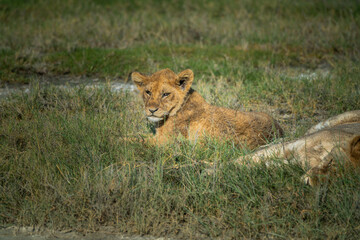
[176,69,194,92]
[130,72,147,90]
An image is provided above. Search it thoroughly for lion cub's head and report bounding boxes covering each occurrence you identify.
[130,68,194,123]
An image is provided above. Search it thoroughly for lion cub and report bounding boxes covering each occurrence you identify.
[131,68,283,149]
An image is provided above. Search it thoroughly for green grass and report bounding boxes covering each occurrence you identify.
[0,44,321,83]
[1,0,360,83]
[1,0,360,238]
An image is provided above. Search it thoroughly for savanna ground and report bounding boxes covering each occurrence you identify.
[1,0,360,239]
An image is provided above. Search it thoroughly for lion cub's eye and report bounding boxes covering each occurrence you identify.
[145,90,151,95]
[162,93,170,98]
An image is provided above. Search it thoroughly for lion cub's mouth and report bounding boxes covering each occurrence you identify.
[147,116,164,123]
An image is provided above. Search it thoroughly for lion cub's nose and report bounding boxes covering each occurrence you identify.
[149,108,159,114]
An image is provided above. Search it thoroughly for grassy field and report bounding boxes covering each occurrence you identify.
[1,0,360,239]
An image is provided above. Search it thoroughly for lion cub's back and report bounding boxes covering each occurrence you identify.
[208,106,283,148]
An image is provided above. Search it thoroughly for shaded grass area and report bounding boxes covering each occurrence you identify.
[0,45,287,81]
[1,86,360,239]
[0,43,333,83]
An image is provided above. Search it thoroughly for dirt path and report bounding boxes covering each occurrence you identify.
[0,76,136,100]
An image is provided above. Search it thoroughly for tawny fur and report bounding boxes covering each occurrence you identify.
[306,110,360,134]
[237,111,360,186]
[131,69,283,149]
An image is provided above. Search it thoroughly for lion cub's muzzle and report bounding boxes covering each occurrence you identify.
[146,107,167,123]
